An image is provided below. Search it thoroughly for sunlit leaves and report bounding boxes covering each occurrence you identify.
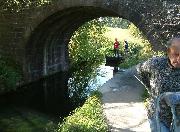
[119,24,165,68]
[58,92,108,132]
[69,19,111,65]
[1,0,51,12]
[100,17,130,29]
[68,61,103,107]
[128,23,144,39]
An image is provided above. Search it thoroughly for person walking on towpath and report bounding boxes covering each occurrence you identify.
[136,37,180,132]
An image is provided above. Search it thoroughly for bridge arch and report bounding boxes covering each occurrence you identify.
[26,5,144,81]
[1,0,179,83]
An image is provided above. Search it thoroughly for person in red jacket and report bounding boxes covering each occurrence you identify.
[114,38,120,57]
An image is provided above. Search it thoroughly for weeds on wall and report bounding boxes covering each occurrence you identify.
[0,56,22,93]
[0,0,51,12]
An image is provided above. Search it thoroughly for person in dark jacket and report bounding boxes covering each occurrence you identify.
[136,37,180,132]
[124,40,129,55]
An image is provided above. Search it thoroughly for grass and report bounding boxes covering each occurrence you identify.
[0,107,57,132]
[104,27,145,45]
[57,91,108,132]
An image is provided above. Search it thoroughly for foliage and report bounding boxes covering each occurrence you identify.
[0,56,22,93]
[0,107,56,132]
[119,24,165,69]
[57,91,108,132]
[68,61,103,108]
[128,23,144,39]
[142,88,150,102]
[101,17,130,29]
[119,42,152,68]
[69,19,112,65]
[0,0,51,12]
[69,18,130,63]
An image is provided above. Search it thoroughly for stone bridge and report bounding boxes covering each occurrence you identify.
[0,0,179,85]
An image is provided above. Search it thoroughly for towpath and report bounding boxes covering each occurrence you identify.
[99,67,151,132]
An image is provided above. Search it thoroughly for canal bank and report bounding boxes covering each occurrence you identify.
[0,63,114,131]
[99,67,151,132]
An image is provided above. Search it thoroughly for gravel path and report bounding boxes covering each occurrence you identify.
[99,67,151,132]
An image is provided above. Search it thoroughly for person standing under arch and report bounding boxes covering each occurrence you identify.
[114,38,120,58]
[124,40,129,55]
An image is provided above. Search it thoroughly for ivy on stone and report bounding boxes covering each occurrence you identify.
[0,0,51,12]
[0,56,22,93]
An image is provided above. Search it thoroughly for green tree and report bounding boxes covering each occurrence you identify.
[100,17,130,29]
[69,19,111,65]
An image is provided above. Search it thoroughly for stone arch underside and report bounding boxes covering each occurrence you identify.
[26,6,120,81]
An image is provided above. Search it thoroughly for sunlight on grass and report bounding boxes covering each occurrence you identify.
[104,27,145,45]
[58,91,108,132]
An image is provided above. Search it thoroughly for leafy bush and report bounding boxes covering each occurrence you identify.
[0,56,22,93]
[1,0,51,12]
[101,17,130,29]
[128,23,144,39]
[68,61,104,108]
[57,91,108,132]
[142,88,150,102]
[119,24,165,69]
[69,19,112,65]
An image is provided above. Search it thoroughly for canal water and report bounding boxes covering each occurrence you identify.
[0,63,117,131]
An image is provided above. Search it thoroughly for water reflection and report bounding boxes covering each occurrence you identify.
[0,62,115,119]
[68,64,114,108]
[0,72,71,117]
